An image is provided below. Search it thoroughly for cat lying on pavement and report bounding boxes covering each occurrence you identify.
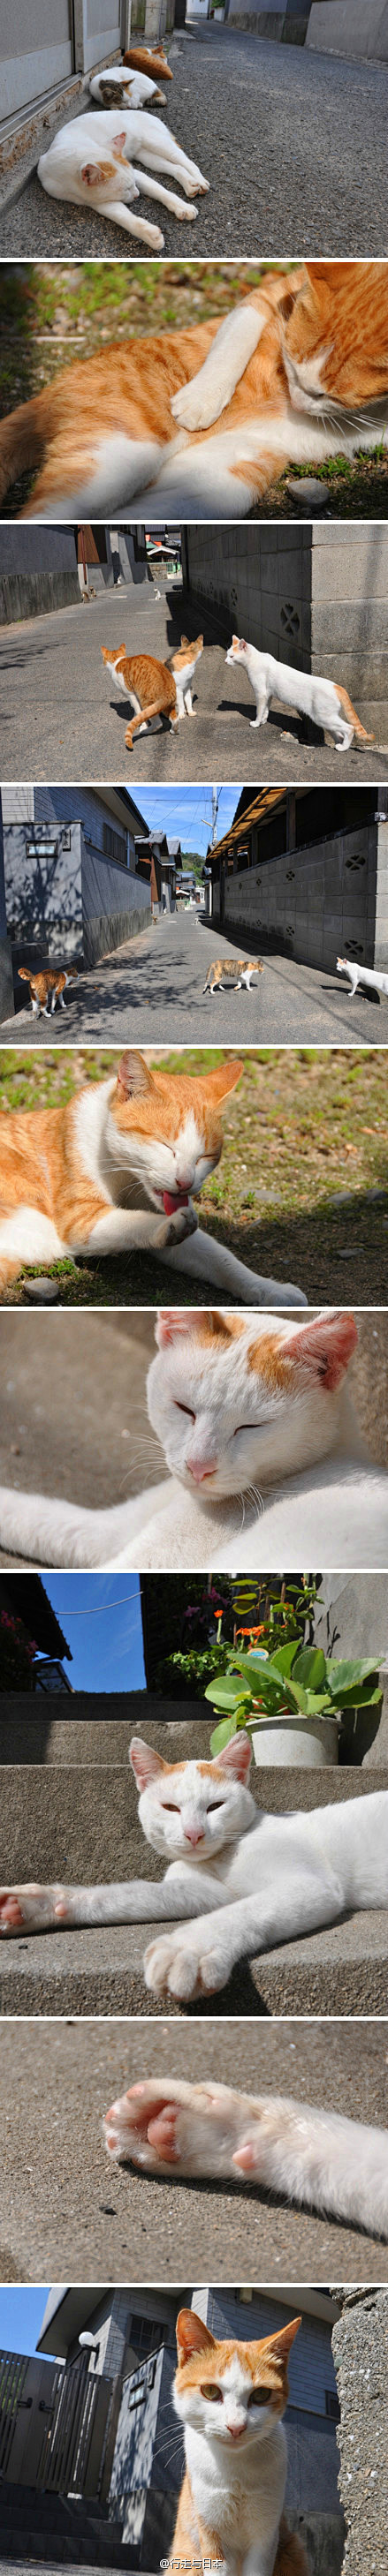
[38,109,209,247]
[0,1307,386,1570]
[1,1730,386,2018]
[103,2073,388,2243]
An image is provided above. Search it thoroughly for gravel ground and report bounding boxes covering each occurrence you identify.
[0,584,386,785]
[0,2018,387,2282]
[4,909,388,1049]
[0,27,386,259]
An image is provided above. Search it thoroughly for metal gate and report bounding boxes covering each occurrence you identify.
[0,2348,112,2497]
[0,0,125,120]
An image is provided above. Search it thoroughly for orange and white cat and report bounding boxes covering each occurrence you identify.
[0,1048,306,1301]
[166,2309,308,2576]
[18,965,78,1019]
[101,635,203,749]
[0,261,386,521]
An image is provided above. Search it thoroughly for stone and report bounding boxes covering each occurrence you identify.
[331,2289,388,2575]
[23,1277,60,1303]
[287,478,330,508]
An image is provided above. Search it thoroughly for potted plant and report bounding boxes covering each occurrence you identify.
[206,1643,383,1768]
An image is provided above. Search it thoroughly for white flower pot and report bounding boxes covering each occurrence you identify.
[250,1714,339,1767]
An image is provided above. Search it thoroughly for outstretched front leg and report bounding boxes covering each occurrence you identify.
[171,298,276,432]
[103,2074,388,2241]
[129,165,197,222]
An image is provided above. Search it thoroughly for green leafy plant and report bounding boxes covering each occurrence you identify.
[207,1643,383,1751]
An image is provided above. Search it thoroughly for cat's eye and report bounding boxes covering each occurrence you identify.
[233,1423,263,1436]
[162,1803,179,1811]
[201,2384,223,2401]
[248,2388,270,2407]
[174,1402,195,1420]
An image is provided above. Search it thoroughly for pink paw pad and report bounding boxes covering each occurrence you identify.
[147,2105,180,2161]
[0,1895,24,1929]
[232,2141,257,2173]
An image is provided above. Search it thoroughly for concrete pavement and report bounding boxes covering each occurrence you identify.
[0,2019,386,2281]
[4,906,388,1046]
[1,586,386,784]
[0,26,386,258]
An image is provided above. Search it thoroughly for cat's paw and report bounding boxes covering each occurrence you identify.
[143,1930,230,2001]
[260,1279,308,1309]
[103,2077,190,2167]
[0,1882,71,1936]
[171,381,223,433]
[162,1206,198,1250]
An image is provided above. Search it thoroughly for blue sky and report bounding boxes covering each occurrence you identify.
[138,785,240,857]
[40,1574,145,1691]
[0,2287,49,2358]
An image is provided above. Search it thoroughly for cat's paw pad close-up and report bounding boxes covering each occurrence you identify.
[0,1882,70,1935]
[103,2081,185,2168]
[143,1931,228,2000]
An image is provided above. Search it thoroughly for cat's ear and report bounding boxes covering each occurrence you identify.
[129,1736,167,1789]
[305,261,353,290]
[212,1730,252,1782]
[176,2310,216,2362]
[280,1310,357,1391]
[113,129,127,149]
[262,2317,301,2366]
[116,1051,155,1100]
[81,161,104,186]
[156,1308,228,1347]
[203,1057,244,1102]
[180,634,189,648]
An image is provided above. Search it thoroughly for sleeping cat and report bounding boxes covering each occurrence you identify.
[225,637,375,752]
[18,965,78,1019]
[1,1306,387,1570]
[0,1048,306,1299]
[101,636,203,749]
[169,2309,308,2576]
[4,1730,386,2022]
[337,953,388,1001]
[103,2072,388,2244]
[38,109,209,248]
[123,41,172,78]
[88,63,166,104]
[1,261,386,522]
[203,959,263,995]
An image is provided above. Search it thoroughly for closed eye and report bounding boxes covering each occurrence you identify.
[162,1803,180,1812]
[175,1402,195,1420]
[233,1422,266,1435]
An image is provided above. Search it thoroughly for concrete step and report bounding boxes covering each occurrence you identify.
[1,1691,386,1766]
[0,2491,134,2570]
[0,1906,386,2016]
[1,1760,387,1887]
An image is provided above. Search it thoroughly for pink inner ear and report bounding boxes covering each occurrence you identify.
[213,1731,252,1782]
[283,1311,357,1391]
[114,129,127,147]
[129,1737,164,1789]
[81,162,100,185]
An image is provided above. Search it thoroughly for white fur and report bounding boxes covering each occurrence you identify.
[37,109,208,265]
[0,1307,386,1570]
[103,2069,388,2244]
[337,953,388,1002]
[2,1736,387,2031]
[225,638,357,750]
[88,65,165,107]
[175,2345,288,2576]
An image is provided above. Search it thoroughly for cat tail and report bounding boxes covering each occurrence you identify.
[274,2516,309,2576]
[0,395,48,505]
[336,683,376,745]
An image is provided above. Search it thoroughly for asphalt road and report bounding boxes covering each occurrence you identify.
[1,584,386,784]
[4,906,388,1045]
[0,2019,387,2282]
[0,26,386,258]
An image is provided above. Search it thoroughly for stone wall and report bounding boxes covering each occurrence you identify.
[331,2289,388,2576]
[183,527,388,733]
[216,819,388,971]
[0,528,80,624]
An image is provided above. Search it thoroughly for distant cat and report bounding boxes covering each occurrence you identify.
[103,2069,388,2245]
[337,953,388,1001]
[0,1305,388,1574]
[203,958,263,995]
[0,1048,306,1299]
[38,109,209,250]
[18,966,78,1019]
[169,2308,308,2576]
[2,262,386,523]
[4,1730,387,2043]
[225,637,375,752]
[123,41,172,78]
[88,63,166,104]
[101,636,203,750]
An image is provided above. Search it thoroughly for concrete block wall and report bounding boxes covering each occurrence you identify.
[0,528,80,623]
[184,527,388,729]
[185,526,312,672]
[310,526,388,731]
[307,0,388,58]
[220,820,381,970]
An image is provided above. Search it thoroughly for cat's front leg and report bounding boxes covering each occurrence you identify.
[156,1224,307,1308]
[80,1206,197,1258]
[0,1869,206,1939]
[143,1905,244,2001]
[250,698,270,728]
[171,301,269,432]
[0,1484,137,1570]
[103,2074,249,2171]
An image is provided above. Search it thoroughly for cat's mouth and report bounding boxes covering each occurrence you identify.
[156,1188,190,1214]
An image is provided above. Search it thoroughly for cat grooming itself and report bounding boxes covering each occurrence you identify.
[225,638,375,753]
[101,636,203,749]
[1,262,386,523]
[103,2071,388,2245]
[2,1731,387,2034]
[0,1307,387,1571]
[0,1048,307,1300]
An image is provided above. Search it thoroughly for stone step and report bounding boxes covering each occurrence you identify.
[0,2491,134,2570]
[1,1759,387,1887]
[0,1906,386,2017]
[1,1690,386,1766]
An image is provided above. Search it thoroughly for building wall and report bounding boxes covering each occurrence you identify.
[183,525,388,724]
[216,820,383,970]
[81,841,151,964]
[3,791,151,969]
[0,528,80,624]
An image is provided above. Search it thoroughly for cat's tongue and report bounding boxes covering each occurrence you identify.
[163,1189,189,1214]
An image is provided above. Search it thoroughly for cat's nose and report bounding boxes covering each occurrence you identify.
[228,2423,245,2440]
[186,1457,217,1483]
[184,1824,205,1845]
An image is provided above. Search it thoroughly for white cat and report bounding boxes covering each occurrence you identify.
[337,953,388,1002]
[224,637,375,752]
[2,1731,387,2020]
[38,110,209,245]
[103,2072,388,2243]
[0,1307,387,1572]
[88,64,165,106]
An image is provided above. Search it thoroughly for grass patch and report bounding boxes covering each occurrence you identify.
[1,1046,387,1307]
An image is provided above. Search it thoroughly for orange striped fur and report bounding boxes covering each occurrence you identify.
[0,1051,242,1292]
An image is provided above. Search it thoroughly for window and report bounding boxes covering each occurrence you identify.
[103,821,127,869]
[129,2318,164,2356]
